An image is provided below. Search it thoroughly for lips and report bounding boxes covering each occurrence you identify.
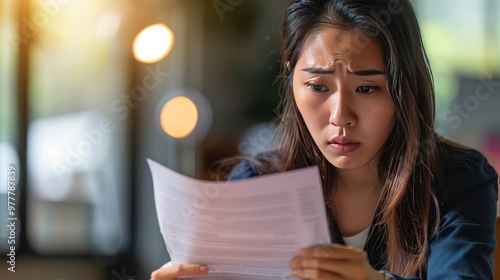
[328,136,360,153]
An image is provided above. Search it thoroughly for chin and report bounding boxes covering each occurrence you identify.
[327,157,363,170]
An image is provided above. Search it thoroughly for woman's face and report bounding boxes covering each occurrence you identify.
[292,28,396,170]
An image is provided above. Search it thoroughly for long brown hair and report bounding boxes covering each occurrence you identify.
[273,0,440,277]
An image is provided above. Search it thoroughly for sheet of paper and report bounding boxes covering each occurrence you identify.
[147,159,331,279]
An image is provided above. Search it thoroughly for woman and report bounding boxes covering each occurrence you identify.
[152,0,498,279]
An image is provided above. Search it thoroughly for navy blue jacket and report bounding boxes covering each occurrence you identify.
[228,143,498,279]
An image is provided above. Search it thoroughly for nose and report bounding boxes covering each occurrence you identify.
[329,88,356,127]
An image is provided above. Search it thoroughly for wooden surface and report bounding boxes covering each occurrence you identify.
[0,256,106,280]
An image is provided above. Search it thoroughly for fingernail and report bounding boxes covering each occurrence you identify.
[199,265,209,272]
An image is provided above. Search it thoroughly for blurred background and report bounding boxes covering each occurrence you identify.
[0,0,499,279]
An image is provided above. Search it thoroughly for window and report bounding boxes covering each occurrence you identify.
[0,0,20,256]
[25,0,129,256]
[416,0,500,206]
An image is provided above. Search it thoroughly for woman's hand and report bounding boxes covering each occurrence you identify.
[151,263,209,280]
[289,244,384,280]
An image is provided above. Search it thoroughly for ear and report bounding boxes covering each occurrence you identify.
[286,61,291,71]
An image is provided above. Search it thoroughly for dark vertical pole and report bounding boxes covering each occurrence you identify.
[103,8,140,278]
[17,0,33,255]
[128,51,139,275]
[106,52,139,278]
[102,7,140,277]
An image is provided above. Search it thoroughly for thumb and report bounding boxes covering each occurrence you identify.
[151,264,209,280]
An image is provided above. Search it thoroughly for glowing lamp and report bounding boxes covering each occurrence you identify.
[160,96,199,139]
[133,23,174,63]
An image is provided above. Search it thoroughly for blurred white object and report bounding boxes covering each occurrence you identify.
[28,111,111,202]
[27,111,126,255]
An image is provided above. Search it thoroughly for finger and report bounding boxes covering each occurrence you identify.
[289,257,362,278]
[292,268,341,280]
[298,244,367,261]
[151,264,209,280]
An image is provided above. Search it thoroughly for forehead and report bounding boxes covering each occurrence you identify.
[298,28,385,69]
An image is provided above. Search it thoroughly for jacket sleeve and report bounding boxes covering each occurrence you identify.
[227,159,260,181]
[425,168,498,279]
[384,150,498,280]
[379,270,420,280]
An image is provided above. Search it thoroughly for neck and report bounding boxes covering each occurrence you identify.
[335,164,380,196]
[330,162,383,236]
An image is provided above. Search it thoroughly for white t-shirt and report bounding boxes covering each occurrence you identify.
[342,226,371,249]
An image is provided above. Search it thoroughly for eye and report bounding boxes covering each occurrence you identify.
[356,86,378,94]
[306,83,329,93]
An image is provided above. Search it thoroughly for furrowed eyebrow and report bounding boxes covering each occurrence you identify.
[347,69,386,76]
[300,67,386,76]
[300,67,335,74]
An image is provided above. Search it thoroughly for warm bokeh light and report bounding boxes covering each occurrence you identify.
[133,23,174,63]
[160,96,198,138]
